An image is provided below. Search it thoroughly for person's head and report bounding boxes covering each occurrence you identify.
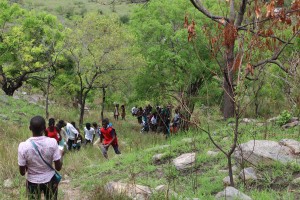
[30,116,46,136]
[48,118,55,127]
[102,118,109,129]
[92,122,98,128]
[71,121,76,128]
[86,123,91,130]
[58,120,66,127]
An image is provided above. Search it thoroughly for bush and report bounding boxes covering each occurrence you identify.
[276,110,292,126]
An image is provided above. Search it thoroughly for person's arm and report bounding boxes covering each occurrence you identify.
[53,141,64,171]
[19,166,26,176]
[54,159,63,171]
[92,129,95,143]
[100,130,103,144]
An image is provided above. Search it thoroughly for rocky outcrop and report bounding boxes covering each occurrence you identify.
[215,186,252,200]
[105,181,151,200]
[173,153,196,170]
[234,140,300,165]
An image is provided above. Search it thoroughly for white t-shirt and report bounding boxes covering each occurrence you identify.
[18,136,61,184]
[84,127,95,141]
[65,123,79,140]
[151,116,157,125]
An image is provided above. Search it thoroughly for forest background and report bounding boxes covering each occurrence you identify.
[0,0,300,199]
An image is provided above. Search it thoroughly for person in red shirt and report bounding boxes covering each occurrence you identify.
[45,118,61,144]
[99,118,121,159]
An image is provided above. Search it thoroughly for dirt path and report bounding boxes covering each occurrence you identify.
[60,179,89,200]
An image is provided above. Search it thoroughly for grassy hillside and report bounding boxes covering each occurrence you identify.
[1,92,300,199]
[21,0,136,19]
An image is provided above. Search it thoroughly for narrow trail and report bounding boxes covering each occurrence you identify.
[60,179,89,200]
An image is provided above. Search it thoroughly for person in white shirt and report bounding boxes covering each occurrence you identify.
[59,120,79,151]
[84,123,95,145]
[18,116,64,200]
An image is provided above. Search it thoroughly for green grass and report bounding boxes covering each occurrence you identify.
[1,93,300,199]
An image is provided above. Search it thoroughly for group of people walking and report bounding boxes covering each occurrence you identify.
[18,116,121,200]
[131,104,181,136]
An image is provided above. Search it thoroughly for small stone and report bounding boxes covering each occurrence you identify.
[173,153,196,170]
[207,150,218,157]
[3,179,13,188]
[182,138,193,143]
[292,177,300,184]
[153,153,165,162]
[223,175,237,186]
[0,114,9,120]
[215,186,252,200]
[239,167,257,181]
[61,180,70,184]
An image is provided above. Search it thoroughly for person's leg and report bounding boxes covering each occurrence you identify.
[44,176,58,200]
[100,145,109,159]
[112,144,121,154]
[27,181,42,200]
[67,139,73,151]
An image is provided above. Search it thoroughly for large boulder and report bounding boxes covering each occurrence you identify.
[234,140,300,165]
[279,139,300,154]
[105,181,152,200]
[173,153,196,170]
[215,186,252,200]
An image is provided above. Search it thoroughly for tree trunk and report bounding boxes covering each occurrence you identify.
[101,87,106,121]
[223,75,234,119]
[79,91,87,126]
[45,75,50,119]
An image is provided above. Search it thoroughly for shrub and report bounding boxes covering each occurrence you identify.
[276,110,292,126]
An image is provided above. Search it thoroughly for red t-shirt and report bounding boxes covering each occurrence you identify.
[46,127,60,142]
[100,127,117,145]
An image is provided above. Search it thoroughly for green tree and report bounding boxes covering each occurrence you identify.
[0,1,65,96]
[130,0,218,126]
[65,13,141,125]
[190,0,300,119]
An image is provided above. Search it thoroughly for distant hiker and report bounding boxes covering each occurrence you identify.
[84,122,95,145]
[99,118,121,159]
[92,122,101,145]
[131,105,137,116]
[137,107,143,124]
[150,112,158,132]
[121,105,126,120]
[73,133,83,150]
[18,116,64,200]
[114,104,119,120]
[171,109,181,133]
[162,105,171,138]
[45,118,61,144]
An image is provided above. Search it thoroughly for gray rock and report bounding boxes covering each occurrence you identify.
[3,179,13,188]
[154,185,178,198]
[234,140,300,165]
[241,118,256,123]
[0,114,9,120]
[207,150,219,157]
[279,139,300,154]
[173,153,196,170]
[153,153,165,162]
[215,186,252,200]
[223,175,237,186]
[105,181,152,200]
[182,138,193,144]
[239,167,257,181]
[281,121,299,129]
[267,116,279,123]
[291,177,300,184]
